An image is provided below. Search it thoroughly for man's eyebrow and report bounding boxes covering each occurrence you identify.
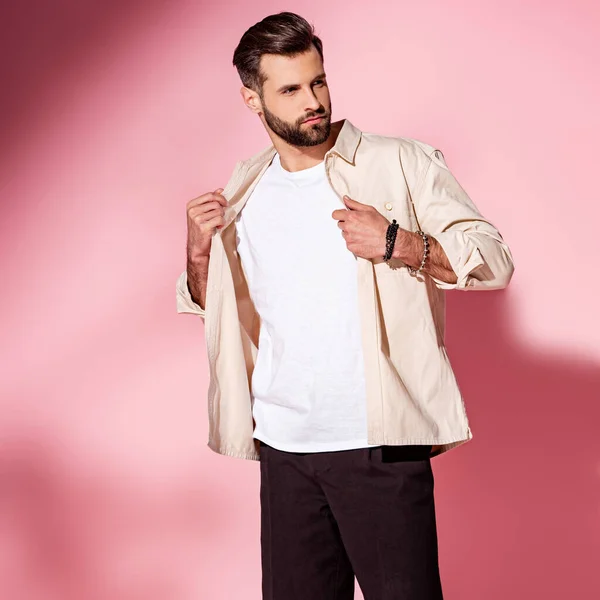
[276,73,327,93]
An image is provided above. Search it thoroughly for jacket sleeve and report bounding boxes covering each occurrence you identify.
[176,269,206,319]
[411,148,515,290]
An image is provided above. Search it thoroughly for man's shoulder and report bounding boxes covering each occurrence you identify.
[360,129,438,160]
[234,123,441,167]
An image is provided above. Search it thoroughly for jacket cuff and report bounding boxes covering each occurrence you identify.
[428,231,486,290]
[176,270,206,317]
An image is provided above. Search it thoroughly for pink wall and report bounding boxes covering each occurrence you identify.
[1,1,598,598]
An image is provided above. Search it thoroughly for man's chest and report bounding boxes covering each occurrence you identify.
[234,176,356,284]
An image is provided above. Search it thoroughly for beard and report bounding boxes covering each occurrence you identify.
[261,99,332,147]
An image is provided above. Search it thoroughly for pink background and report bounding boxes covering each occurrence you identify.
[1,1,599,598]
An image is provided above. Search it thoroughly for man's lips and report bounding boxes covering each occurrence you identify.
[303,116,324,124]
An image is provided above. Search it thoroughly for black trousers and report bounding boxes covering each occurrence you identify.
[259,440,444,600]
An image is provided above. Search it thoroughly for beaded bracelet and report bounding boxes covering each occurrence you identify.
[383,219,399,261]
[407,230,430,275]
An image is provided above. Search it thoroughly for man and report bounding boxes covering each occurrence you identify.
[176,11,514,600]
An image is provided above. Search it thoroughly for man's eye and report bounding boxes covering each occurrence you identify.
[283,88,296,95]
[314,80,324,85]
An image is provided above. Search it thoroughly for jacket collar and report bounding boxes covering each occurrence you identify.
[328,118,362,165]
[242,118,362,168]
[220,119,362,232]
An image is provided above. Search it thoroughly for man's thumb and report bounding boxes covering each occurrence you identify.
[343,195,364,209]
[215,187,224,193]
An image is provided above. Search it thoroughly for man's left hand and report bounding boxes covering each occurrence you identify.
[332,195,400,260]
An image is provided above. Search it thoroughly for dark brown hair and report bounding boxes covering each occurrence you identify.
[232,12,324,95]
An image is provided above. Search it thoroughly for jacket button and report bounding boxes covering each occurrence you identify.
[384,202,393,210]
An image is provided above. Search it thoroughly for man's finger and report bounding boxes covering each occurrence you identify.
[343,195,368,210]
[331,208,349,220]
[203,214,225,231]
[188,190,228,209]
[213,188,228,206]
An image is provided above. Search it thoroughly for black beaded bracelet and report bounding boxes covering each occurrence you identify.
[383,219,399,261]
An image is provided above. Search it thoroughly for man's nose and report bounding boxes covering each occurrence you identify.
[303,89,322,112]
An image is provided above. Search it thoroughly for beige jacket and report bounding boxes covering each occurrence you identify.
[176,119,515,461]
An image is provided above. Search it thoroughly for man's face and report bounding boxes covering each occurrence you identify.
[256,46,332,147]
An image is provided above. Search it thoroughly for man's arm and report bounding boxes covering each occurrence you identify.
[400,147,515,290]
[176,186,229,318]
[392,230,458,284]
[176,266,207,318]
[187,255,209,310]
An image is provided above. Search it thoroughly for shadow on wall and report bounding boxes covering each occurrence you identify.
[0,0,171,165]
[0,434,232,600]
[1,290,597,600]
[433,289,600,600]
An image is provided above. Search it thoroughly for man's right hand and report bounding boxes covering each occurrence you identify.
[186,187,228,261]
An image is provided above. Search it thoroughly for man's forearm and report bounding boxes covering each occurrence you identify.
[393,230,458,284]
[186,255,210,310]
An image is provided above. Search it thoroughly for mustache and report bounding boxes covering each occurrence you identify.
[299,109,328,123]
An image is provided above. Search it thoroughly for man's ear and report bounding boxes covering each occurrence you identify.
[240,86,262,115]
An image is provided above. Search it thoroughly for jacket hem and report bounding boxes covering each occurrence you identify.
[207,430,473,461]
[207,439,260,461]
[369,427,474,457]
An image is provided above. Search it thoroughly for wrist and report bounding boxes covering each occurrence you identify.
[391,228,411,260]
[187,250,210,265]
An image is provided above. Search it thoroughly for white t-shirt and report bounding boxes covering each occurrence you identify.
[235,152,380,453]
